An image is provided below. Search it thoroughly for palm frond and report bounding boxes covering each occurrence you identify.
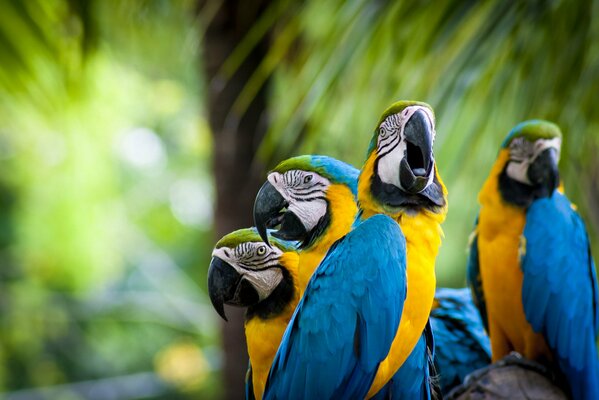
[209,0,599,284]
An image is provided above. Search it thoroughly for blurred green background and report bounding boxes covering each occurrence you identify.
[0,0,597,399]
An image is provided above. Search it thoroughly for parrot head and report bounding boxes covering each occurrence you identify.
[208,228,298,321]
[359,101,446,217]
[253,155,358,247]
[497,120,562,207]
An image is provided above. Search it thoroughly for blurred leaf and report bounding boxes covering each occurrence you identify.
[215,0,599,286]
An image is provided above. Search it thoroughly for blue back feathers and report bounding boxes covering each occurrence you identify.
[263,214,407,400]
[430,288,491,395]
[522,191,599,400]
[372,324,435,400]
[245,362,255,400]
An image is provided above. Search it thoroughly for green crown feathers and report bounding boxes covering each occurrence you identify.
[502,119,562,148]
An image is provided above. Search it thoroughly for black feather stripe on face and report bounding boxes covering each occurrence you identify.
[226,242,283,271]
[246,267,295,321]
[288,194,327,202]
[294,184,327,195]
[377,113,402,157]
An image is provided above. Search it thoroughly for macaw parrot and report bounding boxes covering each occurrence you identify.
[430,288,491,395]
[467,120,599,400]
[259,101,448,399]
[254,155,359,293]
[211,155,360,399]
[207,228,300,400]
[356,101,448,398]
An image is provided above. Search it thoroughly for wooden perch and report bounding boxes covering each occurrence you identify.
[448,353,568,400]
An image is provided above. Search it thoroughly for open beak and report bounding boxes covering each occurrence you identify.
[253,181,307,244]
[207,257,260,321]
[399,110,434,193]
[528,147,559,196]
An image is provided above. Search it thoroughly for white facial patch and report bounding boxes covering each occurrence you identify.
[212,243,284,301]
[268,170,330,232]
[376,106,436,191]
[506,137,561,185]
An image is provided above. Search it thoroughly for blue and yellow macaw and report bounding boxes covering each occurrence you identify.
[467,120,599,400]
[210,155,360,399]
[430,288,491,395]
[261,101,448,399]
[207,229,300,400]
[254,155,359,293]
[357,101,448,398]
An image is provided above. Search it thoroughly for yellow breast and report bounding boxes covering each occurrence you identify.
[298,184,358,293]
[245,252,300,400]
[477,150,551,361]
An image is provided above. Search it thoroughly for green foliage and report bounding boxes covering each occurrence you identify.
[231,0,599,286]
[0,0,220,398]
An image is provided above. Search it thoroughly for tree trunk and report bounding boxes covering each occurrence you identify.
[201,1,271,399]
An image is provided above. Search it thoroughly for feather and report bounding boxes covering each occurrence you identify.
[466,220,489,332]
[263,214,407,400]
[521,192,599,400]
[430,288,491,395]
[371,326,433,400]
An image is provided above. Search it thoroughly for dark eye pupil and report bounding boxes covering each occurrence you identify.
[304,175,312,183]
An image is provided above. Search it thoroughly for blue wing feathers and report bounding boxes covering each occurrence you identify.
[430,288,491,395]
[264,214,407,400]
[590,254,599,334]
[522,192,599,400]
[245,363,255,400]
[372,290,490,400]
[371,330,431,400]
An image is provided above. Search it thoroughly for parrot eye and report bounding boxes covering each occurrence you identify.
[509,138,534,161]
[379,127,388,138]
[303,175,313,184]
[256,246,267,256]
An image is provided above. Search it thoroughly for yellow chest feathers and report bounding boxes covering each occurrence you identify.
[297,183,358,291]
[366,210,445,397]
[476,150,551,359]
[478,151,526,239]
[244,252,300,400]
[477,151,526,268]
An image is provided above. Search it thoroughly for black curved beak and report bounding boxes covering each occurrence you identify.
[528,147,559,196]
[399,110,434,193]
[253,181,287,246]
[207,257,260,321]
[253,181,307,243]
